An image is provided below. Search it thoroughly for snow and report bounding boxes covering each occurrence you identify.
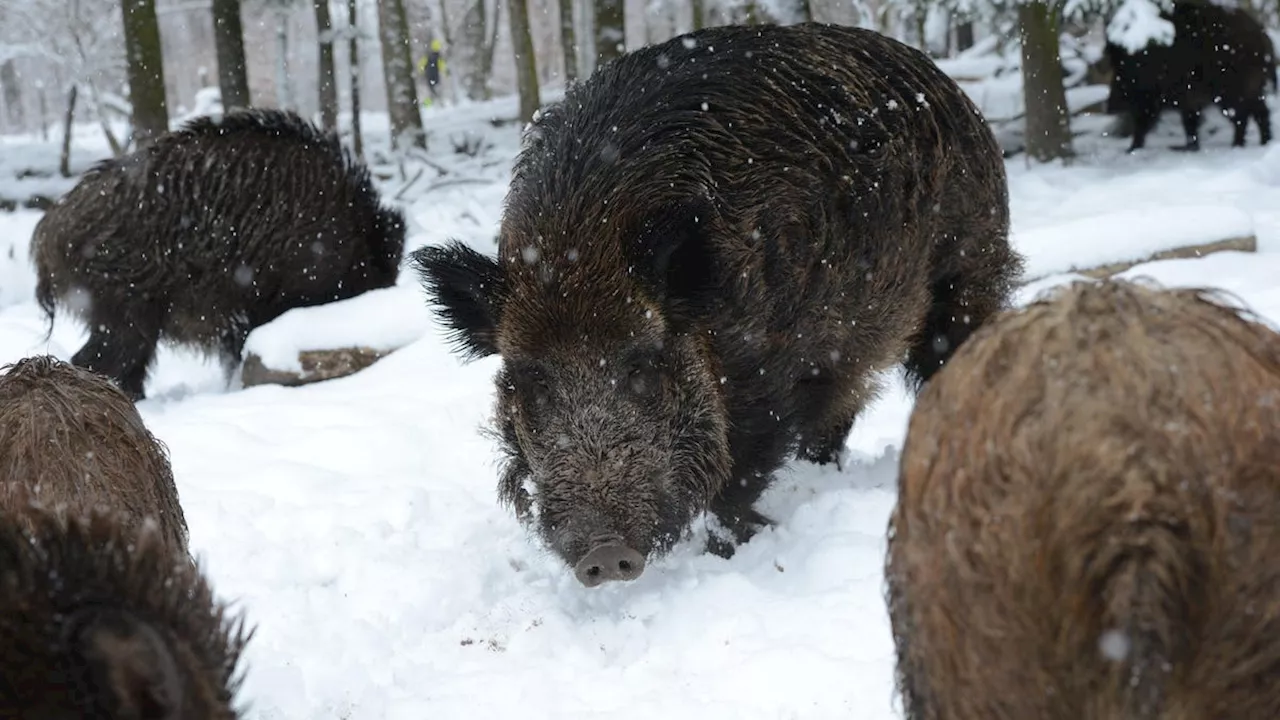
[1017,204,1254,281]
[1105,0,1175,52]
[242,286,436,372]
[2,72,1280,719]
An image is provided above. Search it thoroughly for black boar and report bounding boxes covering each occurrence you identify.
[412,22,1024,587]
[31,107,407,400]
[0,354,189,557]
[886,279,1280,720]
[1106,0,1276,152]
[0,489,252,720]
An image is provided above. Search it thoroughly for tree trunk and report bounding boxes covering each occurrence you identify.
[956,20,974,52]
[275,13,292,109]
[558,0,578,83]
[60,84,77,178]
[1,61,23,130]
[508,0,541,123]
[594,0,625,72]
[690,0,704,30]
[121,0,169,148]
[347,0,363,157]
[314,0,339,128]
[377,0,427,150]
[796,0,813,22]
[211,0,251,110]
[1017,1,1073,163]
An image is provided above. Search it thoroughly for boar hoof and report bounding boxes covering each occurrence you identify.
[574,541,646,588]
[707,506,775,558]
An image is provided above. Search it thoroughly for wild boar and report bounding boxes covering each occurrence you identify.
[0,490,252,720]
[886,278,1280,719]
[1106,0,1276,151]
[0,354,188,557]
[31,107,406,400]
[413,22,1023,587]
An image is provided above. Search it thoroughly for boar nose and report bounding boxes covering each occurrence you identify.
[574,540,646,587]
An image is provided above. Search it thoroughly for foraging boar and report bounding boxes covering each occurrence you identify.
[1106,0,1277,152]
[0,493,251,720]
[0,354,189,557]
[413,22,1024,587]
[31,107,407,400]
[886,279,1280,720]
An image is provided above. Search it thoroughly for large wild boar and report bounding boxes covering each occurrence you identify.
[0,489,252,720]
[1106,0,1276,152]
[886,279,1280,719]
[31,107,407,400]
[412,22,1024,587]
[0,354,189,557]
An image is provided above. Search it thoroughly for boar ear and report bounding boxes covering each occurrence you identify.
[72,609,184,720]
[631,199,718,313]
[410,240,506,360]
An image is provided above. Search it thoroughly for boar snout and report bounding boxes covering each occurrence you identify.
[574,536,646,587]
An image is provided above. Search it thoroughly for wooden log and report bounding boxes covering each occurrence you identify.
[240,346,390,388]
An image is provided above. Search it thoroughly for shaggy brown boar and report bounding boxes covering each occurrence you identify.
[1106,0,1276,152]
[31,107,407,400]
[0,354,189,557]
[412,22,1024,587]
[886,278,1280,720]
[0,490,252,720]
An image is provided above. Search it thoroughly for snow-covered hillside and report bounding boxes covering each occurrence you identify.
[1,82,1279,719]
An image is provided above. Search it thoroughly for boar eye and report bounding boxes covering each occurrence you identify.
[510,362,554,414]
[625,360,662,398]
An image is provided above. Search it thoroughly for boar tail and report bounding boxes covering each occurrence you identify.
[1083,516,1203,719]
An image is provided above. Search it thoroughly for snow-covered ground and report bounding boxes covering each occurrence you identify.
[2,75,1280,719]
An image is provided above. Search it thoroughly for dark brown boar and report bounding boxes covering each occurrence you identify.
[885,278,1280,720]
[0,354,189,558]
[412,22,1024,587]
[31,107,407,400]
[0,489,252,720]
[1106,0,1277,152]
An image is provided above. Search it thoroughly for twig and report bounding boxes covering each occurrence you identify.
[420,177,493,194]
[394,167,427,200]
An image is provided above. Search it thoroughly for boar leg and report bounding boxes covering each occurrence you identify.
[795,407,856,469]
[1249,96,1272,145]
[70,309,163,401]
[1127,103,1161,152]
[1176,106,1203,151]
[705,473,775,558]
[903,265,1015,393]
[216,315,253,384]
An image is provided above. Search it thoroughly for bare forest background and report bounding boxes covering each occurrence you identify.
[0,0,1276,168]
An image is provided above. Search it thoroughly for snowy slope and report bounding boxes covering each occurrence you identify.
[1,89,1279,719]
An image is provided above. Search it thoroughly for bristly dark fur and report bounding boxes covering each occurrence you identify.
[30,107,407,400]
[1106,0,1275,151]
[0,492,253,719]
[413,22,1024,580]
[886,278,1280,720]
[0,354,189,559]
[410,240,507,361]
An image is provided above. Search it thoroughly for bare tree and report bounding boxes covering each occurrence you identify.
[212,0,251,109]
[347,0,363,156]
[593,0,625,71]
[457,0,502,100]
[377,0,427,150]
[1018,0,1072,162]
[558,0,578,82]
[509,0,540,122]
[314,0,338,128]
[121,0,169,147]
